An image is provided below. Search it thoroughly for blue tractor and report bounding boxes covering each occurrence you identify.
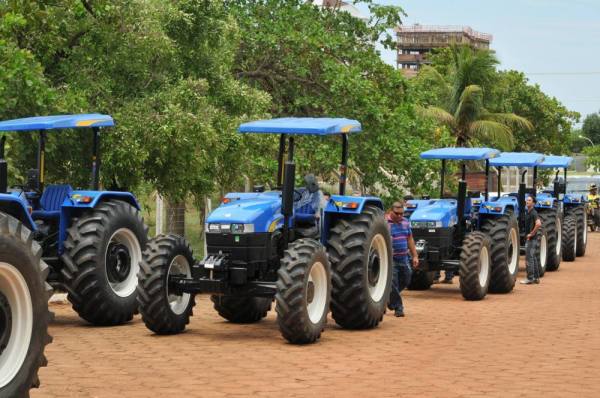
[536,155,587,260]
[485,152,557,275]
[406,148,520,300]
[137,117,393,344]
[0,114,148,328]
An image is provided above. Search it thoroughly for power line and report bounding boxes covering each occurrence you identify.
[526,71,600,76]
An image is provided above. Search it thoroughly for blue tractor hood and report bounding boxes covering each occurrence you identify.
[206,192,282,232]
[408,199,457,227]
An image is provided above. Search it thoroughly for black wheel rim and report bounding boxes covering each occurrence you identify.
[106,242,132,283]
[367,248,381,287]
[0,292,11,357]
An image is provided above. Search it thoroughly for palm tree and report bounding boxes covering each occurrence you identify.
[420,46,532,149]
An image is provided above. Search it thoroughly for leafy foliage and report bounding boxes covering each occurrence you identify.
[0,0,580,209]
[417,47,533,150]
[582,112,600,146]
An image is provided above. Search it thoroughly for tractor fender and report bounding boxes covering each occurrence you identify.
[478,196,517,216]
[63,190,141,210]
[563,194,585,207]
[57,191,141,255]
[0,193,37,231]
[321,196,384,244]
[324,195,383,215]
[535,194,557,209]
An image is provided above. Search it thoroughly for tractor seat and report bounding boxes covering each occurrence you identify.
[294,188,318,224]
[31,184,73,220]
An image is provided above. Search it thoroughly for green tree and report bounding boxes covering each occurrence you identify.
[582,112,600,146]
[487,70,579,154]
[225,0,445,200]
[420,47,532,149]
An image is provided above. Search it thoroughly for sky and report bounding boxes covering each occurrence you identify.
[356,0,600,122]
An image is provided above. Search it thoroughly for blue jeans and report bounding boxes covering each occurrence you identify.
[525,236,540,280]
[389,258,412,312]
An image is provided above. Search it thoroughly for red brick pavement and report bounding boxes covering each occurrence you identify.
[33,234,600,398]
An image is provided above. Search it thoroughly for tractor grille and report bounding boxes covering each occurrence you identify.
[412,227,455,263]
[205,232,275,279]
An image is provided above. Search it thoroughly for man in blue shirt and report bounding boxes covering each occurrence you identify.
[386,201,419,317]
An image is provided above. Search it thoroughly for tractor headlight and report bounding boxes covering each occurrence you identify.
[543,201,551,206]
[208,223,221,232]
[411,221,442,229]
[231,223,255,233]
[207,223,254,233]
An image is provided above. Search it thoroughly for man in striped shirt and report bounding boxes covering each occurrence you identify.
[386,200,419,317]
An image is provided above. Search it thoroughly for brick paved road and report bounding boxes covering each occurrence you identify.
[33,234,600,398]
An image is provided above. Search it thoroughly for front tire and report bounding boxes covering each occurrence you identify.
[0,213,52,398]
[61,200,148,326]
[137,235,195,335]
[276,239,331,344]
[459,231,492,301]
[327,205,393,329]
[562,215,577,262]
[211,296,271,323]
[480,215,520,293]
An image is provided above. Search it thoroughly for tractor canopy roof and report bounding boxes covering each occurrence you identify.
[488,152,545,167]
[238,117,361,135]
[0,114,114,132]
[420,147,499,161]
[538,155,573,169]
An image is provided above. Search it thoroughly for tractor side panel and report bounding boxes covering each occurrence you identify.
[0,194,37,231]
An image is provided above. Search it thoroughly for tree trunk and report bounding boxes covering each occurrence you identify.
[166,200,185,237]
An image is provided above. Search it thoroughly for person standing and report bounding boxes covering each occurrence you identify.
[589,184,599,231]
[387,201,419,317]
[521,196,543,285]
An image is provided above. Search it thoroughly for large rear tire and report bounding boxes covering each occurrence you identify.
[0,213,52,398]
[480,215,520,293]
[211,295,271,323]
[573,206,587,257]
[276,239,331,344]
[407,269,435,290]
[537,228,548,277]
[61,200,148,326]
[137,235,195,335]
[327,205,393,329]
[562,215,577,262]
[459,231,491,301]
[539,208,562,271]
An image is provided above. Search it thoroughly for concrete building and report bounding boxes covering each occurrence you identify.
[395,24,493,77]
